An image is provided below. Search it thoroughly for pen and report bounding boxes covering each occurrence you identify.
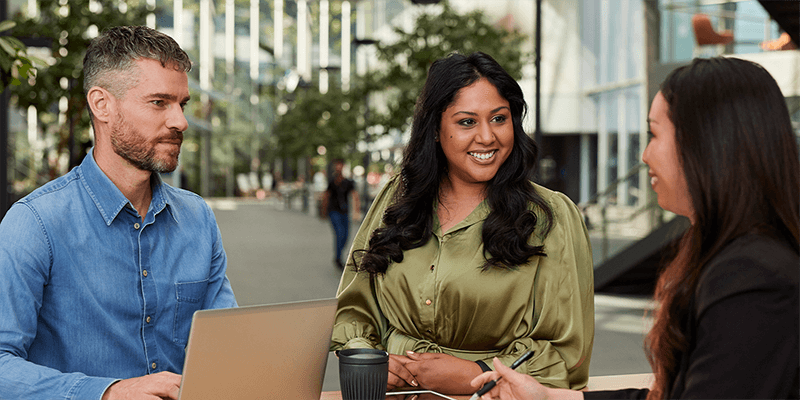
[469,350,535,400]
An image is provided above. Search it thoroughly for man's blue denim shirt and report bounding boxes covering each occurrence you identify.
[0,150,238,400]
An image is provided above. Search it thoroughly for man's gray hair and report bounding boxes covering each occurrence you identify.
[83,25,192,97]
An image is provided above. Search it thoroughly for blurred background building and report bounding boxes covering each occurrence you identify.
[1,0,797,292]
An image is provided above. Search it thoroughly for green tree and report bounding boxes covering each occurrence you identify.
[8,0,151,181]
[273,82,361,160]
[371,1,528,134]
[274,1,528,163]
[0,21,40,92]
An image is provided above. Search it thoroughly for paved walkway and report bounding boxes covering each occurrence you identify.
[209,198,652,391]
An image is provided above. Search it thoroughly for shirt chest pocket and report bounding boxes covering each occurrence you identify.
[173,279,209,345]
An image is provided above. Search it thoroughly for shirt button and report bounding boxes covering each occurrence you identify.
[151,362,157,370]
[134,222,140,229]
[430,265,434,271]
[146,316,151,323]
[425,299,432,305]
[142,270,148,277]
[426,329,432,333]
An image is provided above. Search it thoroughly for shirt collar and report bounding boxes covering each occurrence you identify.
[78,148,175,226]
[432,199,491,236]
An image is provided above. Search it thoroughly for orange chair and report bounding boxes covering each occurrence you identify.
[760,32,797,51]
[691,14,734,46]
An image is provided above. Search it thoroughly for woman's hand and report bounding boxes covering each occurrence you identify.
[469,357,581,400]
[402,351,484,394]
[388,354,419,390]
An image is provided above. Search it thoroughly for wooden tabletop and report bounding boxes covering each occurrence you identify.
[321,373,654,399]
[321,392,470,400]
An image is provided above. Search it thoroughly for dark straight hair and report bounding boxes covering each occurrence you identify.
[645,57,800,400]
[353,51,554,275]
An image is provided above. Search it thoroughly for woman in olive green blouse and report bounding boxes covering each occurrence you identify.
[331,52,594,395]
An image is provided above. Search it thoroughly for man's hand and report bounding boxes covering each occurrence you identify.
[388,354,418,390]
[101,371,182,400]
[403,351,483,394]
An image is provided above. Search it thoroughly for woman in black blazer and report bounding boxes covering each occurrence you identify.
[471,57,800,399]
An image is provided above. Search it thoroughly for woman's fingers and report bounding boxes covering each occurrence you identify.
[388,354,418,388]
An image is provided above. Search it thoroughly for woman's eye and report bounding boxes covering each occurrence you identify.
[458,118,476,127]
[492,115,507,123]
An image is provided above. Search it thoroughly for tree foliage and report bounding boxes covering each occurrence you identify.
[274,1,528,161]
[371,2,528,134]
[273,82,361,160]
[0,21,41,92]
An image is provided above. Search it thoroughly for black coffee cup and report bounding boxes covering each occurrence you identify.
[337,348,389,400]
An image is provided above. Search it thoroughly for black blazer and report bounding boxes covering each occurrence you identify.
[585,234,799,399]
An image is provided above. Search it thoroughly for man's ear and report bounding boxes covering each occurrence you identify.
[86,86,114,123]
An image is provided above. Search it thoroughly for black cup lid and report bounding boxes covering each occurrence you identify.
[337,348,389,365]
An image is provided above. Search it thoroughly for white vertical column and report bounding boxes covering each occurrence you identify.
[172,0,185,187]
[225,0,236,197]
[297,0,310,81]
[342,1,351,91]
[27,106,37,144]
[200,0,212,196]
[320,0,330,94]
[617,0,630,206]
[200,0,211,93]
[356,1,367,76]
[26,105,40,180]
[597,0,609,198]
[226,0,235,83]
[27,0,38,17]
[145,0,155,28]
[250,0,259,84]
[249,0,260,169]
[640,0,652,217]
[174,0,184,46]
[275,0,284,61]
[375,0,386,37]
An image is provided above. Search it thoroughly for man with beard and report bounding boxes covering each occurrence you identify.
[0,26,237,400]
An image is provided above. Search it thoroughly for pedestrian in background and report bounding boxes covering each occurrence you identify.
[471,56,799,399]
[321,158,360,269]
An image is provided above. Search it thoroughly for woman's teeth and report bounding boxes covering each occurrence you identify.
[469,151,496,160]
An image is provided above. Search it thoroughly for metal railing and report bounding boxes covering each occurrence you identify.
[579,163,668,264]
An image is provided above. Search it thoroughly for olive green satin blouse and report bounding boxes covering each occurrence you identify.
[331,177,594,389]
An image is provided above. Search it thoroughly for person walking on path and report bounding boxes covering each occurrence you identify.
[321,158,360,269]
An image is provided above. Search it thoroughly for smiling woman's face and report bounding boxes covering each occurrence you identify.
[438,78,514,190]
[643,92,694,222]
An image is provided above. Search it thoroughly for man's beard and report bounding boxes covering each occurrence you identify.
[110,113,183,173]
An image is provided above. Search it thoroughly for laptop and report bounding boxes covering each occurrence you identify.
[178,298,338,400]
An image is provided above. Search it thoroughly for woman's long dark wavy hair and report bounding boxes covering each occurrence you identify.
[644,57,800,400]
[353,52,554,275]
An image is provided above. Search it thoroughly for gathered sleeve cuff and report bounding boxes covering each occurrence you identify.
[475,337,573,389]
